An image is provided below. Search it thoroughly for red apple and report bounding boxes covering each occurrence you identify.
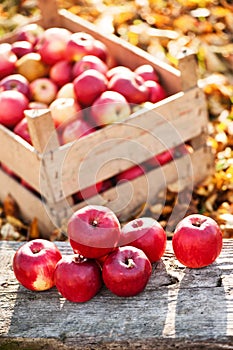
[74,179,113,203]
[72,55,108,79]
[21,178,37,194]
[119,217,167,262]
[60,117,94,144]
[49,97,82,128]
[67,205,121,259]
[0,90,29,128]
[73,69,107,106]
[56,82,75,99]
[1,163,18,178]
[0,74,31,99]
[66,32,95,62]
[108,72,149,104]
[13,239,62,291]
[134,64,160,83]
[30,78,58,105]
[0,43,17,79]
[14,117,32,144]
[172,214,223,268]
[144,80,167,103]
[54,254,102,302]
[90,90,131,127]
[37,27,72,65]
[11,40,34,58]
[73,181,103,202]
[146,148,174,169]
[91,39,109,62]
[106,66,133,80]
[115,164,145,183]
[28,101,48,109]
[49,60,73,87]
[102,246,152,297]
[16,23,44,46]
[16,52,50,82]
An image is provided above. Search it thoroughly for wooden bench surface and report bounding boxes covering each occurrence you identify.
[1,239,233,350]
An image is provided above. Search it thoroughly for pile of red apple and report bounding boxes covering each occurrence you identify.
[13,204,223,303]
[0,22,194,201]
[0,23,167,147]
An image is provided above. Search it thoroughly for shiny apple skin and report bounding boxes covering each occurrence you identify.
[54,254,102,302]
[172,214,223,268]
[13,239,62,291]
[102,246,152,297]
[119,217,167,263]
[68,205,121,259]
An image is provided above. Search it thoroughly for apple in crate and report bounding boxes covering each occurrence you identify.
[57,82,75,99]
[134,64,160,83]
[102,246,152,297]
[119,217,167,263]
[0,90,29,128]
[72,55,108,79]
[36,27,72,65]
[16,23,44,46]
[0,74,31,99]
[28,101,48,110]
[0,43,17,79]
[11,40,34,58]
[144,80,167,103]
[73,181,103,202]
[68,205,121,259]
[73,69,107,106]
[172,214,223,268]
[16,52,50,82]
[115,164,145,183]
[108,72,149,104]
[91,91,131,127]
[66,32,97,62]
[54,254,102,302]
[92,39,109,62]
[49,97,82,128]
[49,60,73,87]
[60,117,94,144]
[14,117,32,144]
[106,66,133,80]
[30,78,58,105]
[13,239,62,291]
[146,148,174,169]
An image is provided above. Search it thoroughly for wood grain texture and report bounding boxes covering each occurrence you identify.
[1,239,233,350]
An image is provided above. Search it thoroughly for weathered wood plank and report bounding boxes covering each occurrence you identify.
[41,87,208,202]
[0,240,233,350]
[0,169,55,235]
[0,125,41,191]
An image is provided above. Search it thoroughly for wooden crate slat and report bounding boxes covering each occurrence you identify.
[0,169,54,235]
[56,146,214,227]
[0,126,41,191]
[41,87,208,202]
[0,4,211,234]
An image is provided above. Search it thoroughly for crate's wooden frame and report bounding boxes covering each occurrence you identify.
[0,0,213,236]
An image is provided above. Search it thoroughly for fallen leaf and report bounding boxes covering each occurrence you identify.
[3,194,19,217]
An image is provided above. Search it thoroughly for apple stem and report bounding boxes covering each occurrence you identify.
[192,218,206,227]
[125,258,135,269]
[32,248,40,254]
[91,219,99,227]
[73,255,87,264]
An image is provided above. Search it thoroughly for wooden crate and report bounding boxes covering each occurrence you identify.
[0,0,213,236]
